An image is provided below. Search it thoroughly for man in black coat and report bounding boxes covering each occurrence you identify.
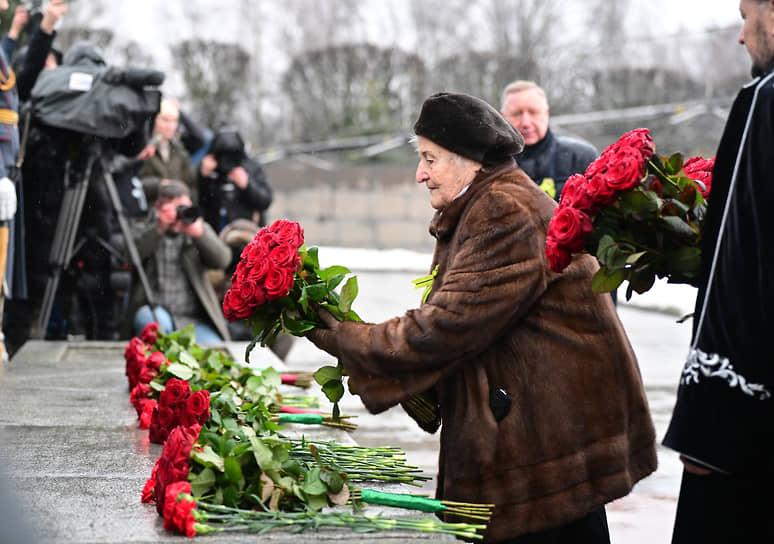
[500,79,597,201]
[196,127,273,233]
[663,1,774,541]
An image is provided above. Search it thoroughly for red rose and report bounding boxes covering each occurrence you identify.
[238,278,267,309]
[124,336,146,367]
[245,253,271,283]
[616,128,655,160]
[270,219,304,247]
[223,289,253,322]
[142,460,159,503]
[130,383,151,415]
[648,177,663,197]
[147,351,167,371]
[547,206,592,252]
[257,229,280,250]
[186,390,210,421]
[263,265,295,300]
[140,322,160,345]
[138,365,158,385]
[602,146,647,193]
[139,399,156,430]
[586,169,619,207]
[559,174,595,212]
[683,156,714,198]
[162,379,192,408]
[269,243,301,271]
[545,236,572,272]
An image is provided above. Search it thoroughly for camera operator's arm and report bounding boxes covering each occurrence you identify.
[230,157,273,217]
[178,219,230,270]
[16,0,68,102]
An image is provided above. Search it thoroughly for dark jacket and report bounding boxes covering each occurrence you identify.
[321,161,657,541]
[516,128,597,200]
[126,218,232,341]
[198,155,272,231]
[663,71,774,474]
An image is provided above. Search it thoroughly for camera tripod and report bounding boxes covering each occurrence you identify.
[33,140,158,339]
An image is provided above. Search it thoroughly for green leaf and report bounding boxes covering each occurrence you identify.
[190,467,216,497]
[318,265,351,281]
[302,467,329,496]
[280,311,318,335]
[249,435,280,471]
[595,234,616,264]
[591,266,626,293]
[661,215,698,238]
[281,459,303,477]
[304,282,329,303]
[306,492,330,511]
[166,363,194,381]
[192,445,225,472]
[319,468,344,493]
[338,276,359,314]
[321,380,345,403]
[306,246,320,270]
[666,152,684,175]
[313,366,342,386]
[178,350,200,368]
[628,268,656,294]
[626,251,648,265]
[224,455,244,485]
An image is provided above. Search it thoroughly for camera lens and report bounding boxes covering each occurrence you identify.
[176,205,200,225]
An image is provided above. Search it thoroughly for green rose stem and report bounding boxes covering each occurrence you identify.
[190,502,487,540]
[351,489,494,522]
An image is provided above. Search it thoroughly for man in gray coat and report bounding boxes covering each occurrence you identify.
[129,180,231,343]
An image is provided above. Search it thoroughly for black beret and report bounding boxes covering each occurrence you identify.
[413,92,524,166]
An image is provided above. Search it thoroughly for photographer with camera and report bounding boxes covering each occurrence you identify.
[197,126,272,234]
[127,179,231,343]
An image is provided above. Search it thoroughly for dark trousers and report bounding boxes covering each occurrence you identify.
[494,507,609,544]
[672,469,774,543]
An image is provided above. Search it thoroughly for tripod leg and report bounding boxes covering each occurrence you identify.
[33,159,93,339]
[99,162,160,325]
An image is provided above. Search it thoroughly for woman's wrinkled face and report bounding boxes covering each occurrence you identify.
[415,136,481,210]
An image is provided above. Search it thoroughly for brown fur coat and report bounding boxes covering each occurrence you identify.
[325,161,657,541]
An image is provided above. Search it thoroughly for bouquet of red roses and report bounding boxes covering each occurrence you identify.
[545,128,714,299]
[222,219,361,413]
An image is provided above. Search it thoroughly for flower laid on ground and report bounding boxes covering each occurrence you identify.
[124,328,493,539]
[222,219,362,414]
[545,128,714,298]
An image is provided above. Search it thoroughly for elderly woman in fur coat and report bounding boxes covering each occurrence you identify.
[307,92,657,544]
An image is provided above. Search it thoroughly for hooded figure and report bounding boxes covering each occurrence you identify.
[307,92,657,543]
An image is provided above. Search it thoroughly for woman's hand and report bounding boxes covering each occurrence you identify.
[306,307,340,355]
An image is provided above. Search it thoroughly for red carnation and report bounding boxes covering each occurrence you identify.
[162,481,192,525]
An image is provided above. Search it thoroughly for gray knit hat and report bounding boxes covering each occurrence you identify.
[413,92,524,166]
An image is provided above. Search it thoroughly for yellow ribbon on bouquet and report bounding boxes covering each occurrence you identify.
[411,265,439,304]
